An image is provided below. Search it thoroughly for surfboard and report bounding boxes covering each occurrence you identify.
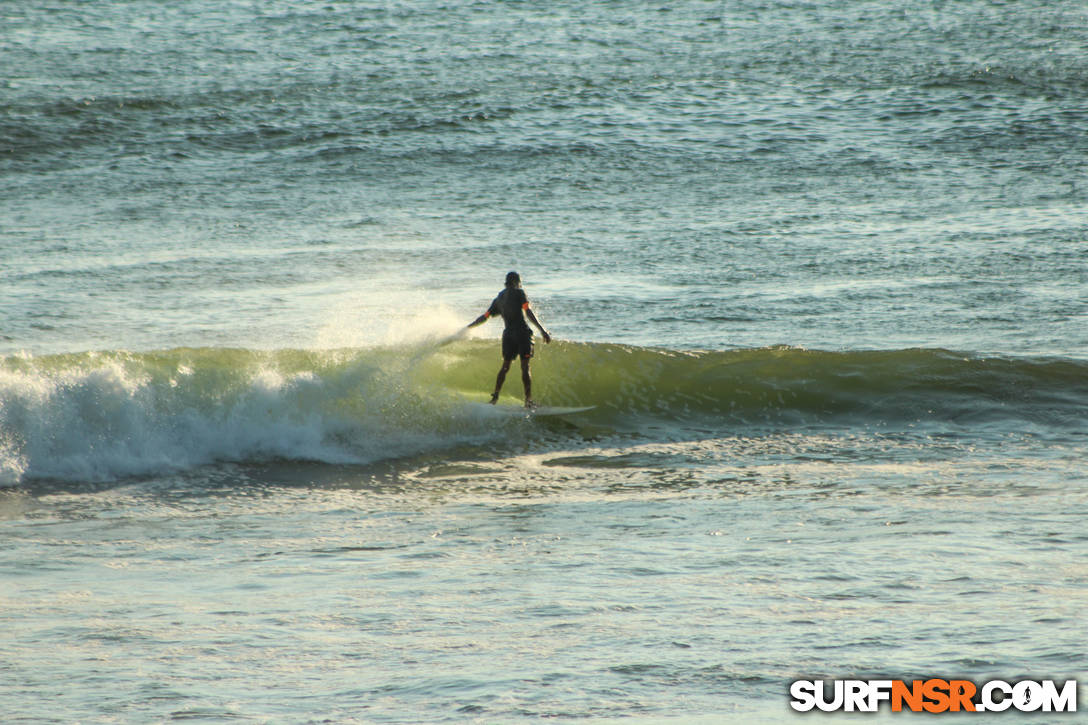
[469,402,596,418]
[528,405,596,417]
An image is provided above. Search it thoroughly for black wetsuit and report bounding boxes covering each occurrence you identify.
[487,287,534,360]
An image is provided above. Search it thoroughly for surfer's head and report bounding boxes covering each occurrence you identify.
[505,271,521,288]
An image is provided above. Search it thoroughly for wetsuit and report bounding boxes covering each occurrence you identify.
[487,287,534,360]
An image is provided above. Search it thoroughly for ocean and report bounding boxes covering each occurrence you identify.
[2,0,1087,722]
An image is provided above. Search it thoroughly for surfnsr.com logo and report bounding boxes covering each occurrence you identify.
[789,679,1078,714]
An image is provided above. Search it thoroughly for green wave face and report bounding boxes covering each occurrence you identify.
[438,342,1087,425]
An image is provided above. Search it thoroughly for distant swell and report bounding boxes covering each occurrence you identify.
[2,344,1085,485]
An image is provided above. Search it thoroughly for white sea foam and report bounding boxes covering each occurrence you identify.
[0,345,503,486]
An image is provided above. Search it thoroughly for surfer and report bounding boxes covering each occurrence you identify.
[467,271,552,408]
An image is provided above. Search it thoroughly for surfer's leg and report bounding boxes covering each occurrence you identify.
[520,356,533,407]
[492,358,512,403]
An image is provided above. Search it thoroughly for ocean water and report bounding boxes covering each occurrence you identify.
[2,0,1087,722]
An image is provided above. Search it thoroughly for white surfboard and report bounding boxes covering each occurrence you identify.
[469,403,596,418]
[528,405,596,417]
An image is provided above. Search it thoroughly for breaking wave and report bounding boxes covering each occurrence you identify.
[1,342,1084,485]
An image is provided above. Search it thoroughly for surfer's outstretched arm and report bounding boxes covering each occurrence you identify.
[525,308,551,343]
[467,312,489,329]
